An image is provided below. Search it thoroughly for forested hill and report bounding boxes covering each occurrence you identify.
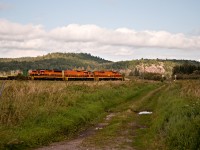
[0,52,200,77]
[0,53,111,71]
[103,59,200,77]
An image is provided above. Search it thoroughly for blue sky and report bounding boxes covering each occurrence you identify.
[0,0,200,61]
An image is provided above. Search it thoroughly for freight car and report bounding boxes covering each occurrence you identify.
[29,69,123,81]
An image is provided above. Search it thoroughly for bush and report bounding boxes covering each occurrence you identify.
[142,73,164,81]
[176,73,200,80]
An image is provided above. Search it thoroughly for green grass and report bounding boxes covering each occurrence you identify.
[0,80,160,149]
[153,81,200,150]
[132,81,200,150]
[1,80,200,150]
[81,82,162,149]
[82,80,200,150]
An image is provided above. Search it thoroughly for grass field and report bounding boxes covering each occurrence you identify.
[0,80,200,150]
[79,80,200,150]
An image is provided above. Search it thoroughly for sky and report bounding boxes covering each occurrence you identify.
[0,0,200,61]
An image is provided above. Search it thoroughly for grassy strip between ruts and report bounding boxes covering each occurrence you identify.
[0,80,160,149]
[132,80,200,150]
[79,83,166,149]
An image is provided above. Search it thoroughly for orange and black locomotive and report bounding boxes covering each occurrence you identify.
[28,69,123,81]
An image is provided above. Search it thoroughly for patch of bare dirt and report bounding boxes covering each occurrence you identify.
[35,113,117,150]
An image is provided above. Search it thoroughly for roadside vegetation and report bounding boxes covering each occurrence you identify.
[151,80,200,150]
[0,80,159,149]
[79,80,200,150]
[0,80,200,150]
[122,80,200,150]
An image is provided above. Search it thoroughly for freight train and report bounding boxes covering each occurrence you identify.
[29,69,123,81]
[0,69,124,81]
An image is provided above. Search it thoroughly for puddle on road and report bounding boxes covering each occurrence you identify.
[138,111,152,115]
[105,113,116,121]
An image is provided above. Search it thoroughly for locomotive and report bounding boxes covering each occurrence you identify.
[28,69,123,81]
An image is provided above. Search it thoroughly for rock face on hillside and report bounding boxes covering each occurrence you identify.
[119,63,166,76]
[137,63,165,74]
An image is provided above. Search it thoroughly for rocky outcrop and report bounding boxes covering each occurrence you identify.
[119,62,166,76]
[137,63,165,74]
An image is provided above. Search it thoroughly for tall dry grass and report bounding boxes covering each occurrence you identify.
[0,80,124,126]
[150,80,200,150]
[0,80,160,149]
[180,80,200,98]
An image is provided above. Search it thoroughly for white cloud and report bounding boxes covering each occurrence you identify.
[2,50,47,58]
[0,19,45,41]
[0,19,200,61]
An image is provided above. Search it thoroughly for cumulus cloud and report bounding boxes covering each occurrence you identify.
[0,19,200,60]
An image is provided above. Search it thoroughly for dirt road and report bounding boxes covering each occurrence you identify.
[36,85,165,150]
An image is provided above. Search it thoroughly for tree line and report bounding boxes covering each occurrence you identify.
[173,63,200,79]
[173,63,200,75]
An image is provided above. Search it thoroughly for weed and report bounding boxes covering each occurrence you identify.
[0,80,157,149]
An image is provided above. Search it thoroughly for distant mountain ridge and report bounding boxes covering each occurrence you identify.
[0,52,200,77]
[0,52,110,63]
[0,52,111,71]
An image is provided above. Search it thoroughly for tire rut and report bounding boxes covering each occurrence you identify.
[35,84,167,150]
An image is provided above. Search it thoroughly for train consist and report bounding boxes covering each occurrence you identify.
[0,69,123,81]
[29,69,123,81]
